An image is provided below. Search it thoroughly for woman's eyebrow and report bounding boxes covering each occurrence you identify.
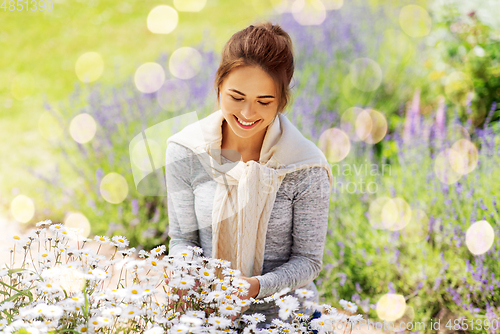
[228,88,275,99]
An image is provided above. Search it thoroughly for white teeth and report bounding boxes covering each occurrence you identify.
[236,116,258,126]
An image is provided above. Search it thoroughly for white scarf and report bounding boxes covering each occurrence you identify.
[166,109,333,278]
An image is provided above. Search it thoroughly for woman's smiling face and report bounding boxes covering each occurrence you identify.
[219,65,279,141]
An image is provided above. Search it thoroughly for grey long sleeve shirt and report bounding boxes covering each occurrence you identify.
[165,141,331,324]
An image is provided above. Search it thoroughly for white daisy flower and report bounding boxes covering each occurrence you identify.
[348,314,364,324]
[102,307,122,317]
[150,245,167,257]
[36,219,52,227]
[236,299,252,307]
[169,275,196,290]
[75,324,89,333]
[121,306,143,319]
[207,316,232,329]
[310,316,329,331]
[49,224,66,233]
[198,267,215,280]
[292,312,310,321]
[219,303,240,317]
[187,245,204,255]
[339,299,357,313]
[94,235,111,245]
[179,315,203,326]
[295,288,314,299]
[149,258,161,268]
[96,316,113,327]
[42,305,64,319]
[170,324,190,333]
[111,235,129,248]
[38,251,55,262]
[185,310,206,319]
[247,313,266,323]
[88,317,100,328]
[205,291,225,303]
[231,277,250,290]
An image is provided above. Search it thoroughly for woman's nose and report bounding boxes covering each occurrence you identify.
[241,102,258,120]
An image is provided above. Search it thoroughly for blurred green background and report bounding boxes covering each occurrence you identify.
[1,0,499,332]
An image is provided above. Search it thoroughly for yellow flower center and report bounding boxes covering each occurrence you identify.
[132,290,138,294]
[204,272,209,276]
[13,236,20,240]
[118,239,124,243]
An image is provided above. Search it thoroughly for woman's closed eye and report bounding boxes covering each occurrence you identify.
[230,95,271,105]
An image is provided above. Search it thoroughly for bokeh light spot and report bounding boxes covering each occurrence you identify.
[318,128,350,163]
[147,5,178,34]
[340,107,364,142]
[157,79,191,111]
[174,0,206,12]
[466,220,494,255]
[349,58,383,92]
[169,47,203,80]
[376,294,406,322]
[134,62,165,94]
[381,197,412,231]
[434,149,462,184]
[131,138,163,172]
[69,113,97,144]
[449,139,478,175]
[10,195,35,223]
[100,172,129,204]
[38,111,63,141]
[368,196,392,229]
[64,212,91,239]
[291,0,326,26]
[401,209,429,243]
[355,109,373,141]
[399,5,432,38]
[75,52,104,83]
[361,109,387,144]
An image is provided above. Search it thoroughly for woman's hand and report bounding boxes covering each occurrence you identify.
[237,276,260,300]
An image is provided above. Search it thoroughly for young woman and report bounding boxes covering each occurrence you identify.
[165,22,333,328]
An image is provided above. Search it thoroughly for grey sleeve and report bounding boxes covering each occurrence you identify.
[254,167,331,298]
[165,142,201,258]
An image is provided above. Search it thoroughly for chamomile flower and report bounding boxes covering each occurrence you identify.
[111,235,129,248]
[187,245,203,255]
[43,305,64,319]
[49,223,65,233]
[348,314,364,324]
[198,267,215,280]
[38,251,55,262]
[208,316,232,328]
[36,219,52,227]
[186,310,206,319]
[206,291,225,303]
[245,313,266,324]
[310,316,329,331]
[170,324,190,333]
[121,306,143,319]
[295,288,314,299]
[102,307,122,317]
[293,312,310,321]
[75,324,89,333]
[169,275,196,290]
[236,299,252,307]
[150,245,167,257]
[219,303,240,317]
[94,235,111,245]
[231,277,250,290]
[339,299,357,313]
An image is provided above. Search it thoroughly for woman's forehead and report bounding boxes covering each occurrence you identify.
[222,66,276,96]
